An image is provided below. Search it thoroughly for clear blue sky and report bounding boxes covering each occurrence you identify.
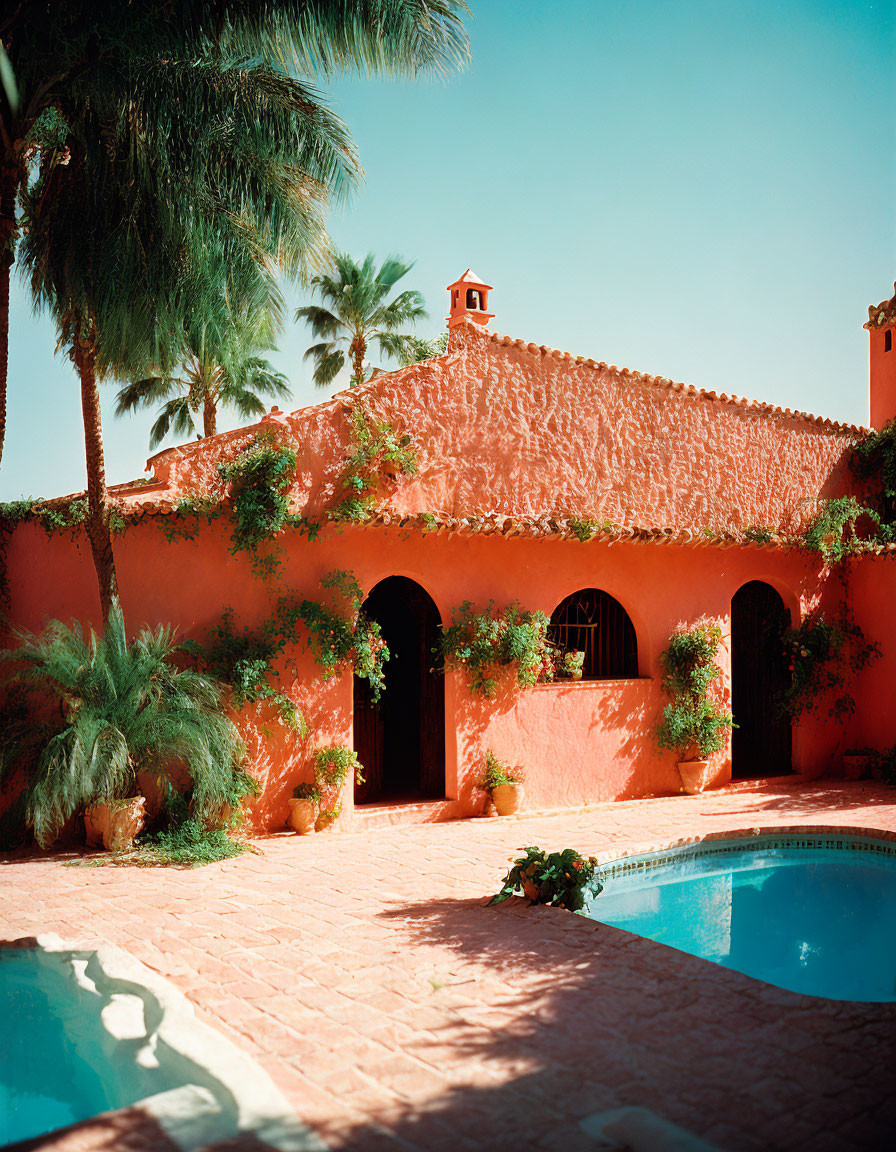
[3,0,894,500]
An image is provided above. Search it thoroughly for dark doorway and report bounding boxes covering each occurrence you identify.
[731,581,793,779]
[354,577,445,803]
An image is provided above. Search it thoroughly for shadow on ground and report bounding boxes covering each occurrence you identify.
[326,894,896,1152]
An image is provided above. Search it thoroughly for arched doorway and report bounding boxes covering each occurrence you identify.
[731,581,792,779]
[354,577,445,803]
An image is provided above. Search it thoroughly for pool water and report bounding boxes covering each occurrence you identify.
[585,837,896,1001]
[1,950,114,1144]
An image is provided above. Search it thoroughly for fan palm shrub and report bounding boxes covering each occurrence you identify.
[297,252,427,386]
[0,600,248,849]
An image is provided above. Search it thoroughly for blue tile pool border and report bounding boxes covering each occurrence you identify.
[596,830,896,886]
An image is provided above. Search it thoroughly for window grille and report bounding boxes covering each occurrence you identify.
[548,589,638,679]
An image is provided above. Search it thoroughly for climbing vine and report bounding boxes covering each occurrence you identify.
[189,604,308,735]
[331,406,418,523]
[800,497,882,564]
[217,434,301,575]
[851,420,896,522]
[655,623,734,760]
[779,609,880,723]
[298,570,389,701]
[438,600,555,698]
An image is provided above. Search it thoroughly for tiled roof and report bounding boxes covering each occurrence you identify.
[476,322,868,436]
[866,284,896,331]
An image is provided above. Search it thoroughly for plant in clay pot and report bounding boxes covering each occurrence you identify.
[288,782,320,834]
[478,750,526,816]
[300,745,364,832]
[656,623,734,795]
[0,599,248,851]
[841,748,875,780]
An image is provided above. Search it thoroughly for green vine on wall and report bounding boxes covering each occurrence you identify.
[852,420,896,522]
[298,570,389,701]
[330,406,418,523]
[800,496,884,564]
[438,600,555,698]
[217,434,303,577]
[188,604,308,735]
[779,609,880,723]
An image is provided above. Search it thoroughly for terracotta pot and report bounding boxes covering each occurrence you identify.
[491,783,523,816]
[287,797,316,835]
[841,754,870,781]
[85,797,146,851]
[677,760,713,796]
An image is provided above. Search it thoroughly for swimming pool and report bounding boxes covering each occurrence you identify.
[0,935,325,1150]
[584,833,896,1002]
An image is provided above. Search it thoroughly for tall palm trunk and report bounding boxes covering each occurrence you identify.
[0,167,18,472]
[75,328,118,622]
[350,333,367,386]
[203,393,217,437]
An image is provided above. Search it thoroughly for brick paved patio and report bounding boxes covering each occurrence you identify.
[3,779,896,1151]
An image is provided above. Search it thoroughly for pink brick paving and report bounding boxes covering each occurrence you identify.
[3,778,896,1152]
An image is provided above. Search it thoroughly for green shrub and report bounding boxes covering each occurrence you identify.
[489,845,602,912]
[136,820,246,866]
[656,623,734,760]
[780,611,880,722]
[0,600,248,848]
[438,600,553,697]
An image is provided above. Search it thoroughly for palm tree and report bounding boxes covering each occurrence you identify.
[297,252,428,387]
[0,600,246,849]
[116,323,292,447]
[398,332,449,365]
[0,3,470,620]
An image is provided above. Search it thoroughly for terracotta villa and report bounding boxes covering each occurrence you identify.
[4,273,896,832]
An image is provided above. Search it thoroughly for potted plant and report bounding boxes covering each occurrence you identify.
[656,623,735,795]
[0,599,247,851]
[289,745,365,833]
[478,750,526,816]
[841,747,875,780]
[560,650,585,681]
[287,782,319,834]
[85,796,147,851]
[489,846,603,910]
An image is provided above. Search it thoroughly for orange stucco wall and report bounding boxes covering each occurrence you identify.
[2,513,849,833]
[869,324,896,430]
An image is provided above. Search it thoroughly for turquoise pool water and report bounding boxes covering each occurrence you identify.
[585,835,896,1002]
[1,950,114,1144]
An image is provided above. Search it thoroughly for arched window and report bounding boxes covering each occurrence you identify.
[548,589,638,680]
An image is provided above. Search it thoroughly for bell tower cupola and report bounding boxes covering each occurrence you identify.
[866,283,896,429]
[446,269,494,330]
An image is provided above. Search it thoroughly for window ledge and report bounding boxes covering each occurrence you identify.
[533,677,653,689]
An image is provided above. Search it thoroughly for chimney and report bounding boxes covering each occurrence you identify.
[867,283,896,429]
[446,269,494,330]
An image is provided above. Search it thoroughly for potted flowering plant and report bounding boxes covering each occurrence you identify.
[478,750,526,816]
[656,624,734,795]
[489,845,602,911]
[287,782,319,834]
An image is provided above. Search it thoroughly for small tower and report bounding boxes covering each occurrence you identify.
[867,284,896,429]
[446,269,494,330]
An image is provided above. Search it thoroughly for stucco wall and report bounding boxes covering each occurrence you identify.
[2,515,846,833]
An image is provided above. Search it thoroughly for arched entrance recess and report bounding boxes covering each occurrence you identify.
[354,576,445,803]
[731,581,792,779]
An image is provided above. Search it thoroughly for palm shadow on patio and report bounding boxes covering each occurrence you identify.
[326,893,896,1152]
